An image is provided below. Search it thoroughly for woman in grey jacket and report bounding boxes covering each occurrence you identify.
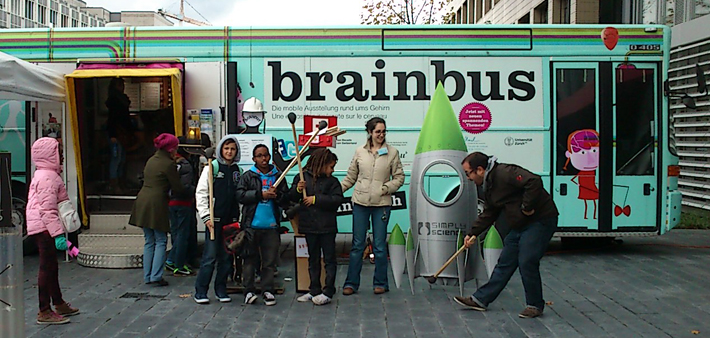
[341,117,405,295]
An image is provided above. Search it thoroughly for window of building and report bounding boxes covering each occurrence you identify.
[599,0,622,23]
[697,0,710,17]
[557,0,570,23]
[71,18,76,26]
[49,9,55,24]
[25,0,33,19]
[535,1,549,23]
[38,4,45,23]
[60,13,66,26]
[518,12,530,23]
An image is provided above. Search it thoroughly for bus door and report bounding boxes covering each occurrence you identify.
[552,62,660,233]
[611,63,659,233]
[553,63,600,231]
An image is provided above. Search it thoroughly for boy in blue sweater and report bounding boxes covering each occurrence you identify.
[236,144,289,306]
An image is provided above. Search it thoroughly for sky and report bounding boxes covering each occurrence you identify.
[85,0,363,27]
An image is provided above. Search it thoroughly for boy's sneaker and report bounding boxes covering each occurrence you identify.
[37,310,70,325]
[54,302,79,317]
[165,261,177,272]
[263,292,276,306]
[244,292,257,304]
[194,294,209,304]
[297,293,314,302]
[453,296,487,311]
[312,294,332,306]
[173,267,192,276]
[216,294,231,303]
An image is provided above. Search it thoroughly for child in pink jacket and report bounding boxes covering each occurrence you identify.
[26,137,79,325]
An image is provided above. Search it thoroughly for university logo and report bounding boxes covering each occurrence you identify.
[504,137,515,147]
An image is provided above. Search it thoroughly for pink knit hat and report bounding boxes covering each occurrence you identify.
[154,133,179,152]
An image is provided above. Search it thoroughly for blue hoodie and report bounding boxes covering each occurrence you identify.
[250,165,279,229]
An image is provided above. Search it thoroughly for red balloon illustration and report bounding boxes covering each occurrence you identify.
[601,27,619,51]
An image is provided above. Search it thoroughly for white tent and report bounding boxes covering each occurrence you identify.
[0,51,65,102]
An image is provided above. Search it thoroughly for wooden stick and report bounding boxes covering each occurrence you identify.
[274,121,327,187]
[288,114,307,200]
[432,243,469,278]
[207,160,215,240]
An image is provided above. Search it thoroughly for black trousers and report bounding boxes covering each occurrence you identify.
[243,228,280,294]
[305,233,337,298]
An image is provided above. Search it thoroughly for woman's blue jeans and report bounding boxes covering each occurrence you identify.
[344,204,391,291]
[143,228,168,283]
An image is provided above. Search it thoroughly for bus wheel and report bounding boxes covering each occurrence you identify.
[11,197,36,256]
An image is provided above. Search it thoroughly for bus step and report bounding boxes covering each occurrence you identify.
[77,232,171,269]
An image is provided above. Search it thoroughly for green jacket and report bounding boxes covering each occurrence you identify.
[129,149,185,232]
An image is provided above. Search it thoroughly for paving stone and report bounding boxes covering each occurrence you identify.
[16,231,710,337]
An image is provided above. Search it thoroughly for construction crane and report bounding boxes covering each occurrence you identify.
[158,0,210,26]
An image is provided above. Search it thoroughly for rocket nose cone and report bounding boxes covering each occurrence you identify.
[389,224,406,245]
[416,83,467,154]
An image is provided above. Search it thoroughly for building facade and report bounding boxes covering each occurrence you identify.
[0,0,174,29]
[669,3,710,212]
[448,0,678,25]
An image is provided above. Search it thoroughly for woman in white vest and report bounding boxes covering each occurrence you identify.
[341,117,405,295]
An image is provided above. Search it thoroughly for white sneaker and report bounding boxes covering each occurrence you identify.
[263,291,276,306]
[244,292,257,304]
[194,295,209,304]
[297,293,314,302]
[312,294,332,306]
[216,294,231,303]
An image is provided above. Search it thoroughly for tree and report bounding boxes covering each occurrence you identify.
[360,0,453,25]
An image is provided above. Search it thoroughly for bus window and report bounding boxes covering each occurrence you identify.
[556,68,597,176]
[615,68,655,176]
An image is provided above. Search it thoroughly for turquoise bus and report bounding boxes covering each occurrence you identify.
[0,24,697,240]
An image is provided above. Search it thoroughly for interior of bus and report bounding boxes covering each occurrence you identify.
[66,66,184,214]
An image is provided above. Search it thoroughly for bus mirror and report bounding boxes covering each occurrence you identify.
[682,94,697,109]
[696,64,708,95]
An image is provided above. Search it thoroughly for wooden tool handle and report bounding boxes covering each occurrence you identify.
[273,128,321,187]
[207,160,215,241]
[290,123,307,199]
[433,243,469,278]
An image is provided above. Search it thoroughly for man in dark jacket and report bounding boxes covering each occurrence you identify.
[454,152,558,319]
[236,144,290,306]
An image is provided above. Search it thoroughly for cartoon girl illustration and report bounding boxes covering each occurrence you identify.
[564,129,599,220]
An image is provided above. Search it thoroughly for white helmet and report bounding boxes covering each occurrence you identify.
[242,97,264,113]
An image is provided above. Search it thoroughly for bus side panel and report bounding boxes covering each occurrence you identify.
[0,100,27,184]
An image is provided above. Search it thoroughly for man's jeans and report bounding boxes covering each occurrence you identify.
[143,228,168,283]
[472,217,558,310]
[109,140,125,180]
[195,224,231,297]
[344,204,391,291]
[168,205,193,269]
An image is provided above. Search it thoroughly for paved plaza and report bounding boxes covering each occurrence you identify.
[20,230,710,338]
